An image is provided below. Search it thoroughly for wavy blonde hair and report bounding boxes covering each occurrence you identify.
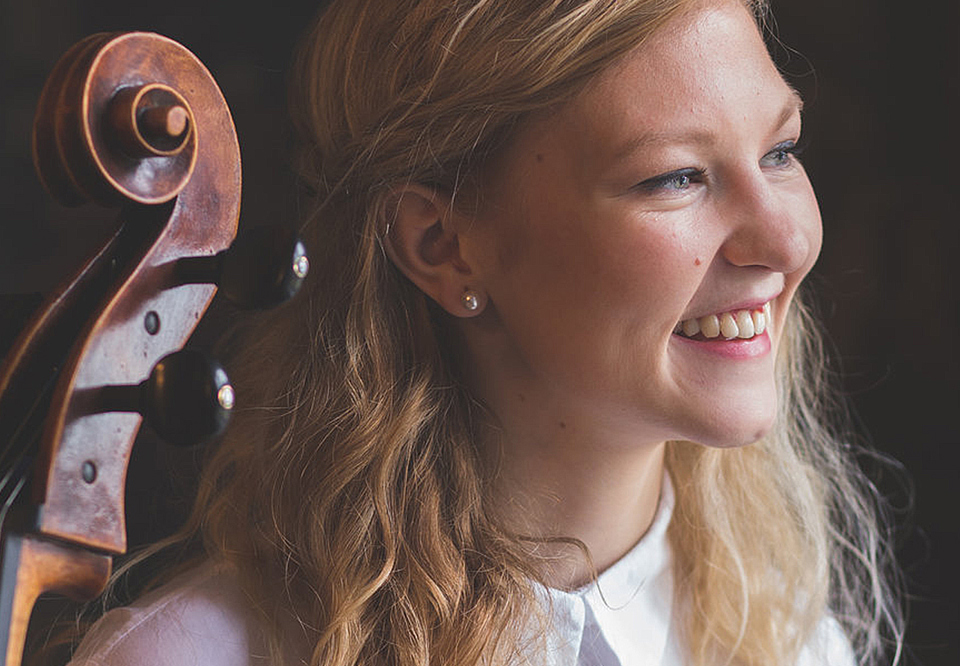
[166,1,904,664]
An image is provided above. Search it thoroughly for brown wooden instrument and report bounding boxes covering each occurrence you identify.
[0,31,307,665]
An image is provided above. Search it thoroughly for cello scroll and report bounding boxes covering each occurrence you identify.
[0,30,306,666]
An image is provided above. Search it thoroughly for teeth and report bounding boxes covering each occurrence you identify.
[719,312,738,339]
[674,303,771,341]
[735,310,754,338]
[682,318,700,337]
[700,314,721,338]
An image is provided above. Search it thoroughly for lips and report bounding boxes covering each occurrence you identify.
[673,302,771,340]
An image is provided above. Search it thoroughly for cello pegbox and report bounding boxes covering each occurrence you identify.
[173,226,310,310]
[0,29,242,666]
[25,30,240,556]
[92,349,234,447]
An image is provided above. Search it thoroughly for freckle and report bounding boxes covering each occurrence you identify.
[518,393,526,402]
[536,153,544,162]
[559,421,566,429]
[694,257,702,266]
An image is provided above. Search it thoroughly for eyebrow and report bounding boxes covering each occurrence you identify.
[611,89,805,161]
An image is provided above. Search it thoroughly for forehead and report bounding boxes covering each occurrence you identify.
[499,0,795,177]
[578,2,773,117]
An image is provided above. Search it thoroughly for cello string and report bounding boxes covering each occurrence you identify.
[0,365,59,497]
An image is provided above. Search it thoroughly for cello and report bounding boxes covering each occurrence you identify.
[0,31,308,665]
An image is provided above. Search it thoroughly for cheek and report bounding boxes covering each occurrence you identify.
[539,223,703,365]
[600,232,697,319]
[607,213,711,307]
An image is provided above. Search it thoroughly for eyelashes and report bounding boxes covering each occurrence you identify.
[634,167,707,195]
[631,138,807,196]
[760,140,806,168]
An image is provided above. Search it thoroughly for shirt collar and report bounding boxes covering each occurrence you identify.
[529,473,676,665]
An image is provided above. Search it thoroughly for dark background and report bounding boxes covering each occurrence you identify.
[1,0,957,663]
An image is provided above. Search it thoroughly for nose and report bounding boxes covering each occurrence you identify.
[718,170,821,274]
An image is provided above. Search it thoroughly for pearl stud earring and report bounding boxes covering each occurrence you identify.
[461,289,480,312]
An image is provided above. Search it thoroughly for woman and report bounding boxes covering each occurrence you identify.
[68,0,902,664]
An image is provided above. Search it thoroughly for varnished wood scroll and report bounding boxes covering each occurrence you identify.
[0,31,242,666]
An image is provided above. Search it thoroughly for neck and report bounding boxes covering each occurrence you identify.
[459,315,671,589]
[486,419,667,590]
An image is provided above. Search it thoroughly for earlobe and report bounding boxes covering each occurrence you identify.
[382,185,486,317]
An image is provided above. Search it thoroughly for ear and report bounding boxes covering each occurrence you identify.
[382,184,485,317]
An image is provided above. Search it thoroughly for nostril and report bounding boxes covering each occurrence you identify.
[721,216,815,274]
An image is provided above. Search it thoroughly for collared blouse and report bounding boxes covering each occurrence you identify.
[68,477,855,666]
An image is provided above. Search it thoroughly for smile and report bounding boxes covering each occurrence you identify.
[673,303,771,340]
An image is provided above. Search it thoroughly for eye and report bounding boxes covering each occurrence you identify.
[760,140,804,169]
[634,167,706,195]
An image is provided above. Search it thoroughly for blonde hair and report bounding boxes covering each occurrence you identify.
[167,1,904,664]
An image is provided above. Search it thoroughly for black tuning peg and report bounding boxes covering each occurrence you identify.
[97,349,233,446]
[173,226,309,309]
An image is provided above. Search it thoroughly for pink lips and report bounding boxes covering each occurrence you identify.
[672,329,772,359]
[682,293,779,322]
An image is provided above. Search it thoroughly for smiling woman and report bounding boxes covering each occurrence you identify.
[430,6,821,460]
[63,1,903,665]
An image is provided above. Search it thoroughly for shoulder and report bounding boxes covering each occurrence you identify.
[68,562,268,666]
[797,615,857,666]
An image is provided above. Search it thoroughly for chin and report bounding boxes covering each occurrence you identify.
[681,397,779,449]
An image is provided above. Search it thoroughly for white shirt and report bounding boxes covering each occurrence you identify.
[527,473,678,665]
[522,477,855,665]
[69,478,855,666]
